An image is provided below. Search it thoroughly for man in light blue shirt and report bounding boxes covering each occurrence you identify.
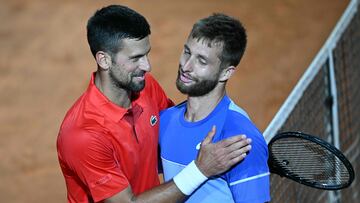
[160,13,270,203]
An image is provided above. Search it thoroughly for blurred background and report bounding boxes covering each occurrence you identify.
[0,0,349,202]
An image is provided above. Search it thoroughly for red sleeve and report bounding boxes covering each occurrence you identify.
[145,74,174,110]
[65,130,129,202]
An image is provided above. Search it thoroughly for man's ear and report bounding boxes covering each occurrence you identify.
[219,66,236,82]
[95,51,112,71]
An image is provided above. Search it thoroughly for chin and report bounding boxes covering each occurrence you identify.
[130,81,145,92]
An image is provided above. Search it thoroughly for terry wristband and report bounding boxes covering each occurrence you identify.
[173,160,208,195]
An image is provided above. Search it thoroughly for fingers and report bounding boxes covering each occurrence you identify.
[229,153,248,166]
[218,136,252,165]
[202,125,216,145]
[218,135,251,151]
[226,137,252,153]
[196,131,253,177]
[224,144,252,168]
[219,134,250,147]
[228,144,252,160]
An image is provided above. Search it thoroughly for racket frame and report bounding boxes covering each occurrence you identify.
[268,131,355,190]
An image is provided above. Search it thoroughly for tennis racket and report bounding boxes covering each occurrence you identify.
[267,131,355,190]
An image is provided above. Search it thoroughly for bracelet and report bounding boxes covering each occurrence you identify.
[173,160,208,195]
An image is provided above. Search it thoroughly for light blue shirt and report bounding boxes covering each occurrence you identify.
[159,95,270,203]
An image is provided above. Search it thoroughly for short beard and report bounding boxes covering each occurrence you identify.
[176,71,218,97]
[109,69,145,92]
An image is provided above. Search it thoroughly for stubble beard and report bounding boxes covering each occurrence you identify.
[176,70,219,97]
[109,68,145,93]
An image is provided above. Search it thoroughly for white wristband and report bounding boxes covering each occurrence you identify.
[173,160,208,195]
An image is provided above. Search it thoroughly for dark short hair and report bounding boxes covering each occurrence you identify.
[190,13,247,68]
[87,5,151,57]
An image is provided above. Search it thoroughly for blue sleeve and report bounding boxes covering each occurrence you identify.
[221,112,270,203]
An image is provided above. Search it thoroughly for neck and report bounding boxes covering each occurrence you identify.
[94,70,131,108]
[185,85,226,122]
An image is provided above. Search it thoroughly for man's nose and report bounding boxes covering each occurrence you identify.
[139,55,151,72]
[181,56,193,72]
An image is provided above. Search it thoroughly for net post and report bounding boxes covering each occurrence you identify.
[327,49,340,150]
[327,48,342,203]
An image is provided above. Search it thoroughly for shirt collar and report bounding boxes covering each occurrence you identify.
[86,72,143,123]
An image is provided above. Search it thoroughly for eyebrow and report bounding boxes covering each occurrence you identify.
[129,47,151,59]
[184,44,208,61]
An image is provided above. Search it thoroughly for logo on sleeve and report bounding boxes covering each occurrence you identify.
[150,115,157,126]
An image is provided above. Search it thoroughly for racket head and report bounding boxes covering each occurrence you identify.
[268,131,355,190]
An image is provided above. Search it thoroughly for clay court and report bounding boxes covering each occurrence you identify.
[0,0,349,202]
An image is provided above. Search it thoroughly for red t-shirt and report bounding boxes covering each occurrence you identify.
[57,73,173,202]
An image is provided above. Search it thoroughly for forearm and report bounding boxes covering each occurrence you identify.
[106,161,207,203]
[135,160,209,202]
[105,180,186,203]
[106,129,251,203]
[132,180,185,203]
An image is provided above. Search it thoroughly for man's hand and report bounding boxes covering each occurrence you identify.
[195,126,252,177]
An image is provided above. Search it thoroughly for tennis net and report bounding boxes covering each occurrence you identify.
[263,0,359,202]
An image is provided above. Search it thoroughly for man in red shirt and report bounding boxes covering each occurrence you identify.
[57,5,252,203]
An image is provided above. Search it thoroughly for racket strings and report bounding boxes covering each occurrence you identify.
[271,138,350,187]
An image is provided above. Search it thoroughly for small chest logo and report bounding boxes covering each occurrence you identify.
[196,142,201,150]
[150,115,157,126]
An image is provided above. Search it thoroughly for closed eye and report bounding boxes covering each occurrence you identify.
[131,57,140,62]
[198,56,207,65]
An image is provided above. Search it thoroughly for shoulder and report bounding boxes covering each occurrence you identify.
[60,97,106,140]
[142,74,174,109]
[57,126,113,165]
[224,100,253,131]
[160,101,186,118]
[222,100,263,141]
[139,73,161,97]
[144,73,162,92]
[227,99,250,119]
[159,101,186,139]
[58,124,111,151]
[58,103,111,156]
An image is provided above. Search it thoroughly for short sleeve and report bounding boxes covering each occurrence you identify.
[65,130,129,202]
[221,112,270,203]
